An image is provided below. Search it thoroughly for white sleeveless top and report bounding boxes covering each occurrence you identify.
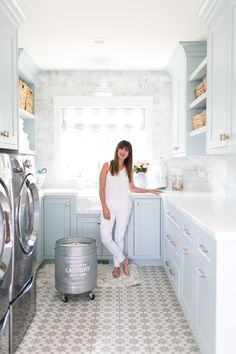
[105,165,131,211]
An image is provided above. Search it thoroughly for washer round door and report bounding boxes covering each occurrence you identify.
[0,177,13,318]
[17,173,39,254]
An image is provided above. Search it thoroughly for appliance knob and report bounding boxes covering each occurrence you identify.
[24,159,32,168]
[13,167,24,173]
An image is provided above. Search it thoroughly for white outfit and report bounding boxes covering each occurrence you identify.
[100,165,131,267]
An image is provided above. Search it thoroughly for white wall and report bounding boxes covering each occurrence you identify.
[35,70,236,195]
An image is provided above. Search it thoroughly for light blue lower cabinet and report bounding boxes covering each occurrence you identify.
[42,195,161,264]
[76,214,129,260]
[76,215,103,257]
[43,197,75,258]
[162,199,216,354]
[127,197,161,264]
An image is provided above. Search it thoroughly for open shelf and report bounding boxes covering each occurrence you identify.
[190,57,207,81]
[19,108,35,120]
[190,92,207,109]
[190,126,206,136]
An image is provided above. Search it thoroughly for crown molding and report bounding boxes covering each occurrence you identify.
[198,0,225,23]
[0,0,27,27]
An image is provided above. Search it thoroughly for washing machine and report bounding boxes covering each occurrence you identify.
[9,155,39,353]
[0,154,13,354]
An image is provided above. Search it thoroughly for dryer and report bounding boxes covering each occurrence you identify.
[9,155,39,353]
[0,154,13,354]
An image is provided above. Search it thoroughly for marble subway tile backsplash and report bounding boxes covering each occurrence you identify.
[168,155,236,196]
[35,70,236,195]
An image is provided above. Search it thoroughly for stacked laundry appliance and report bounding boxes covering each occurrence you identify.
[9,155,39,353]
[0,154,14,354]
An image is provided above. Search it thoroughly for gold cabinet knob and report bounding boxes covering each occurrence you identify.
[223,133,230,140]
[173,146,179,151]
[220,133,230,141]
[0,130,10,137]
[97,220,101,225]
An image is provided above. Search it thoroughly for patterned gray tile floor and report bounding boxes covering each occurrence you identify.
[16,263,200,354]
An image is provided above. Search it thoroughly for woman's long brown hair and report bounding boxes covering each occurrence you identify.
[110,140,133,182]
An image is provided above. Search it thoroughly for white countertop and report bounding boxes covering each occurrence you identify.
[162,191,236,241]
[39,188,236,240]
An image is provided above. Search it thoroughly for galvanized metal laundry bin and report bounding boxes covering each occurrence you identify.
[55,237,97,302]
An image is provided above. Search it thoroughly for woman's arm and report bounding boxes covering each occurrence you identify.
[99,162,111,219]
[129,174,163,195]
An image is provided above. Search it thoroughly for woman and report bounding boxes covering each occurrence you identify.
[99,140,162,278]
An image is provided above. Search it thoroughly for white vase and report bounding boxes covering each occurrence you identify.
[134,172,147,188]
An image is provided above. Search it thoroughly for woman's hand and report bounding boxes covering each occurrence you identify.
[149,189,163,194]
[103,206,111,220]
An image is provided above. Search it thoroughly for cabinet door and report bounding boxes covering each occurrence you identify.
[194,261,215,354]
[207,9,229,151]
[171,70,186,156]
[227,0,236,150]
[180,242,195,326]
[0,8,18,149]
[44,198,71,257]
[133,198,160,258]
[76,216,102,256]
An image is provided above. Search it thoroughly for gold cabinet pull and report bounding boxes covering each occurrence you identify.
[220,133,230,141]
[0,130,10,138]
[97,220,101,225]
[173,146,179,150]
[65,202,70,206]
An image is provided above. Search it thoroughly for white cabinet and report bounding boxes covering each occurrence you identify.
[167,41,207,157]
[206,0,236,153]
[18,49,40,154]
[0,3,19,149]
[128,196,161,262]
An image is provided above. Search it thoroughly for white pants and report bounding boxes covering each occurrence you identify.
[100,208,131,267]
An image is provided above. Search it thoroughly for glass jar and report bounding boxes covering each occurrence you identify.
[171,175,184,191]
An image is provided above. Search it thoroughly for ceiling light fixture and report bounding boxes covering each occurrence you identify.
[93,78,113,97]
[91,37,105,45]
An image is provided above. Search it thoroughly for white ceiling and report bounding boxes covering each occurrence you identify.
[18,0,207,71]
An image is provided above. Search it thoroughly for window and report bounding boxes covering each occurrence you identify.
[54,97,153,185]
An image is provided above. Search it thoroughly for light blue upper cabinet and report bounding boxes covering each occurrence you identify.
[0,2,23,150]
[167,42,207,157]
[204,0,236,153]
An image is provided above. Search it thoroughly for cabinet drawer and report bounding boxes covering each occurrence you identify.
[165,220,181,265]
[196,230,215,264]
[164,250,180,298]
[179,215,197,246]
[165,202,182,228]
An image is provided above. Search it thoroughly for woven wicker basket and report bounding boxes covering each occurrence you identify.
[26,87,33,113]
[192,110,207,130]
[194,76,207,98]
[18,80,28,109]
